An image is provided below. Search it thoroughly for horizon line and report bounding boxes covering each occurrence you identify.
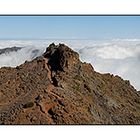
[0,38,140,41]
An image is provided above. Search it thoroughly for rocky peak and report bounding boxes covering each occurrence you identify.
[0,43,140,124]
[43,43,80,72]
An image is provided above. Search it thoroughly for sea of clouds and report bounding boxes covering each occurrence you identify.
[0,39,140,90]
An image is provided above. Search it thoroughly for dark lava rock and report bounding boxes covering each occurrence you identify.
[43,43,80,72]
[0,43,140,124]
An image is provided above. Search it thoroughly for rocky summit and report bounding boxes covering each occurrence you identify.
[0,43,140,124]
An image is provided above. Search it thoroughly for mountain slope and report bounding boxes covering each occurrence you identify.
[0,43,140,124]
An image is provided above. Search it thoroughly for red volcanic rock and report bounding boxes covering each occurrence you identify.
[0,43,140,124]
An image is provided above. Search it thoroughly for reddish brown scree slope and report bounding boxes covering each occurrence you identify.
[0,43,140,124]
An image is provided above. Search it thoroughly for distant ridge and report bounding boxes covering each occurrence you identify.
[0,46,22,55]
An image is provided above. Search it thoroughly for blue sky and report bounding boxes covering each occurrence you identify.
[0,16,140,39]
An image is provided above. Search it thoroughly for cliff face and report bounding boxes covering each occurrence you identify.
[0,43,140,124]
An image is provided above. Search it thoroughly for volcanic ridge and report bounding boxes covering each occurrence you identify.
[0,43,140,124]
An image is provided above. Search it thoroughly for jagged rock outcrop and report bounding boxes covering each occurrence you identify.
[43,43,80,71]
[0,43,140,124]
